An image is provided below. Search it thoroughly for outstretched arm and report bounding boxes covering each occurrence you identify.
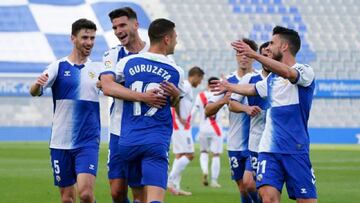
[209,78,257,97]
[229,100,261,117]
[205,92,231,117]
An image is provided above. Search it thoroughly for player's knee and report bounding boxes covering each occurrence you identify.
[259,188,278,203]
[60,197,74,203]
[111,188,128,202]
[186,154,194,161]
[78,189,93,202]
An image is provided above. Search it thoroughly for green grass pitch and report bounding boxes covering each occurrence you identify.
[1,142,360,203]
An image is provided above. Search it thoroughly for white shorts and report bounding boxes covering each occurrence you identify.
[171,129,194,154]
[198,132,223,154]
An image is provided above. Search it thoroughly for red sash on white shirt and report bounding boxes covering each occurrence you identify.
[199,92,221,136]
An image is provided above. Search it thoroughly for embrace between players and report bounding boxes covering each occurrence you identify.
[30,6,317,203]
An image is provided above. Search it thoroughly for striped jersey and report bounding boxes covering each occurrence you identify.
[255,63,315,154]
[42,57,101,149]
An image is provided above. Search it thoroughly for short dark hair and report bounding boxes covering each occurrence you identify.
[108,7,137,21]
[188,66,205,77]
[259,41,270,54]
[242,38,258,52]
[148,18,175,44]
[272,25,301,56]
[208,76,219,85]
[71,18,97,36]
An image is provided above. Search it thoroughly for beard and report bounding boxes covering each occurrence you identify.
[272,51,283,62]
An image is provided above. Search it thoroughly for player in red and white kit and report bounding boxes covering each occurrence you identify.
[192,77,226,188]
[168,66,204,195]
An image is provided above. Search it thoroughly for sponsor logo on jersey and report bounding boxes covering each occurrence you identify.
[64,71,71,77]
[301,188,307,194]
[88,71,96,79]
[105,60,112,69]
[89,164,95,170]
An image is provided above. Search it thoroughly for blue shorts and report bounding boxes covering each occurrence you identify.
[108,134,142,186]
[50,146,99,187]
[256,153,317,200]
[117,143,169,189]
[245,151,258,179]
[228,150,249,181]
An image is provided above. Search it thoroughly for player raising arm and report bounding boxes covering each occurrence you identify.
[211,26,317,203]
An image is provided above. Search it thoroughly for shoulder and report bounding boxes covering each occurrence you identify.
[48,57,67,69]
[103,45,122,57]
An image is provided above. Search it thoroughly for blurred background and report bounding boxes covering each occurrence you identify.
[0,0,359,144]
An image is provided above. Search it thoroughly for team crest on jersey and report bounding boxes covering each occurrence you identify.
[64,70,71,76]
[88,71,96,79]
[105,60,112,69]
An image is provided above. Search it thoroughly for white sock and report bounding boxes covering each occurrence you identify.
[211,156,220,182]
[200,152,209,175]
[168,158,179,184]
[169,156,190,188]
[174,174,182,189]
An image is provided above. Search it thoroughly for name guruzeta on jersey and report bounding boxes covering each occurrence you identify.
[128,64,171,81]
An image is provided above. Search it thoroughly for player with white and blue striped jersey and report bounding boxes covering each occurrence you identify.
[30,18,100,203]
[98,7,153,203]
[229,41,271,203]
[214,26,317,203]
[114,18,183,203]
[206,38,259,203]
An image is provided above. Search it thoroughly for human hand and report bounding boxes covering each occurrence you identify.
[142,88,167,108]
[245,106,262,117]
[159,81,180,98]
[35,73,49,86]
[231,40,257,58]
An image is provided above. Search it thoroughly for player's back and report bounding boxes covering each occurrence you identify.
[116,52,183,147]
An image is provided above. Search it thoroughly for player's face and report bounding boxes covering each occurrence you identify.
[267,34,283,61]
[72,29,96,57]
[236,51,254,70]
[191,75,203,88]
[166,30,177,55]
[112,16,138,46]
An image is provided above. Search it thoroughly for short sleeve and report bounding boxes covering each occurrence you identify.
[114,57,129,83]
[42,62,59,88]
[100,49,117,78]
[292,64,315,87]
[177,67,185,96]
[255,76,268,98]
[231,92,243,102]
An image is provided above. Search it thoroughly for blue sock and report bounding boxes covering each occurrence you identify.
[249,191,262,203]
[240,194,252,203]
[149,201,161,203]
[133,201,141,203]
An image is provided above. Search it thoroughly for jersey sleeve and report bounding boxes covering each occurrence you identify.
[255,74,269,98]
[292,64,315,87]
[42,61,59,88]
[114,57,127,83]
[176,67,185,96]
[100,49,117,78]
